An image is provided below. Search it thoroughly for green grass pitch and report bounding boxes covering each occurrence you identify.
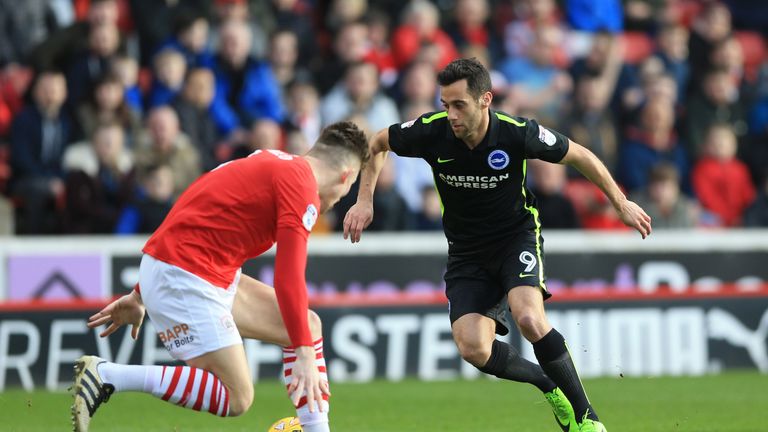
[0,371,764,432]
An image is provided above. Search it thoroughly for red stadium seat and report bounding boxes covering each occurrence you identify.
[138,67,153,94]
[734,31,767,82]
[0,145,11,194]
[620,31,656,64]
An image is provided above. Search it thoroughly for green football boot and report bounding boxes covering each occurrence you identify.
[543,387,578,432]
[578,417,607,432]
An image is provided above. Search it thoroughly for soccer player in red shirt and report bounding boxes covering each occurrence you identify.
[71,121,370,432]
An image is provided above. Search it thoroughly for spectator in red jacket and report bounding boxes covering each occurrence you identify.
[390,0,459,71]
[692,123,756,226]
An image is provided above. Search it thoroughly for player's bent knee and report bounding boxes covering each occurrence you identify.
[515,313,547,341]
[308,310,322,339]
[227,386,254,417]
[455,338,491,366]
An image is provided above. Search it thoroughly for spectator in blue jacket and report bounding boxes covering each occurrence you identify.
[208,20,283,138]
[115,163,174,234]
[618,96,690,194]
[146,48,187,108]
[9,71,73,233]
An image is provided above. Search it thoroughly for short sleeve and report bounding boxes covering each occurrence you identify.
[388,111,445,158]
[522,119,570,163]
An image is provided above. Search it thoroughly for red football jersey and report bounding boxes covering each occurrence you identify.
[144,149,320,347]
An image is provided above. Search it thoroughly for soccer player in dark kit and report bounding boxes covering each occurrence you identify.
[344,58,652,432]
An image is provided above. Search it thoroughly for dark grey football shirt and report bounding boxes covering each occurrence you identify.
[388,109,569,255]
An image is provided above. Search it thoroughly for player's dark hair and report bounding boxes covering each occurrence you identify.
[310,121,370,167]
[437,58,491,98]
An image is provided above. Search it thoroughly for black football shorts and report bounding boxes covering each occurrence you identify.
[444,230,551,335]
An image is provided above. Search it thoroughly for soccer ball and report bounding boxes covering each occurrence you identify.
[267,416,303,432]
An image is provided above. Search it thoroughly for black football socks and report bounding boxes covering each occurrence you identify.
[479,339,557,393]
[533,329,599,421]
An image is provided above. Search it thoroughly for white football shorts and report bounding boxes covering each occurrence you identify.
[139,254,243,361]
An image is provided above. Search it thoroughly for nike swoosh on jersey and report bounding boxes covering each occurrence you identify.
[437,157,454,163]
[519,272,536,278]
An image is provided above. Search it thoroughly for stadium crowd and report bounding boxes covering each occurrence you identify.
[1,0,767,235]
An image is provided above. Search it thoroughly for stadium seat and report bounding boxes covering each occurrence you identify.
[734,30,767,82]
[667,0,703,27]
[620,31,655,64]
[0,145,10,194]
[563,178,630,230]
[138,67,153,94]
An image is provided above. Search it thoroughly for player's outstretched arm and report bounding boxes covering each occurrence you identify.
[273,226,330,411]
[287,345,330,413]
[343,127,391,243]
[86,288,145,339]
[559,139,653,238]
